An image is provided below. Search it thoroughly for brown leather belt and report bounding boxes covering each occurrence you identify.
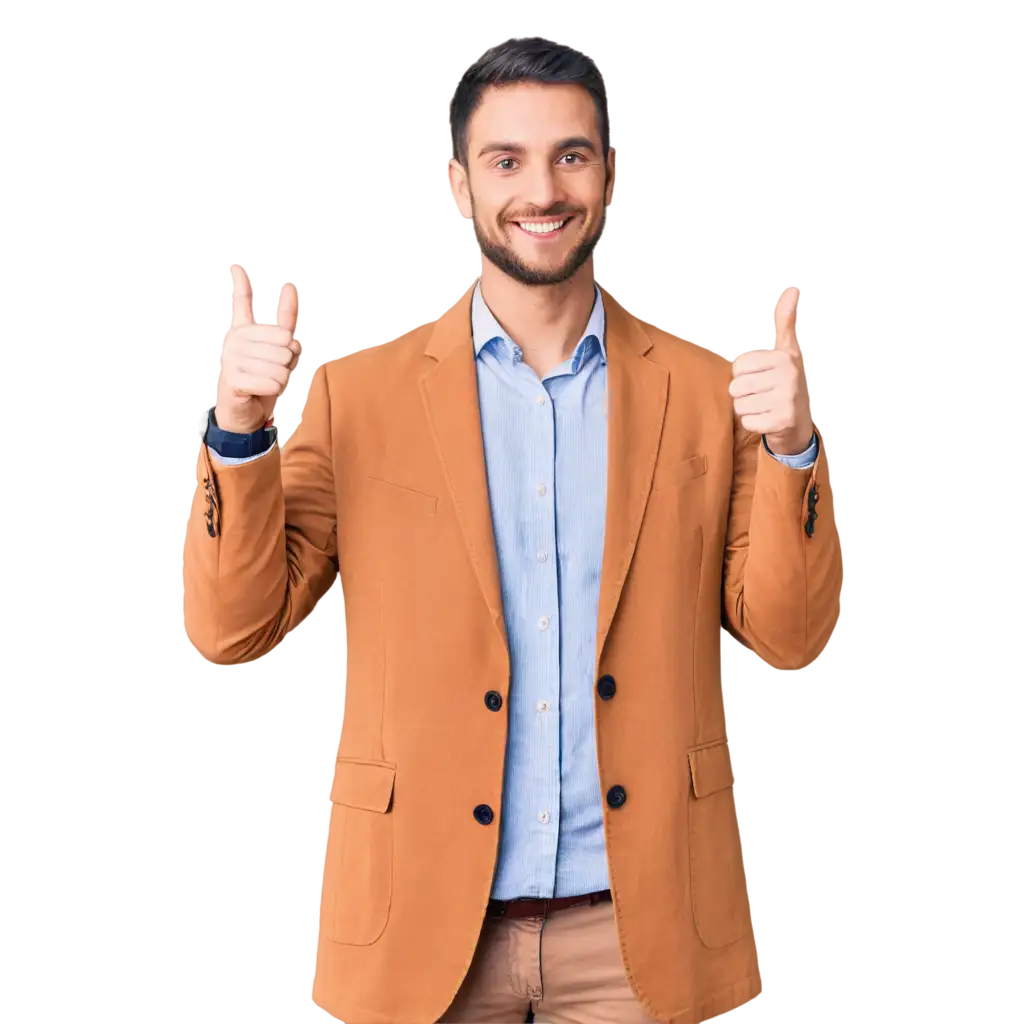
[487,888,612,919]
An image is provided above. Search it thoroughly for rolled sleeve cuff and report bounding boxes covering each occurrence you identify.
[207,441,278,465]
[762,431,818,469]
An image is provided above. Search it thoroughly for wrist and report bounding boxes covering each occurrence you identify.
[213,405,268,435]
[202,406,278,458]
[764,424,814,456]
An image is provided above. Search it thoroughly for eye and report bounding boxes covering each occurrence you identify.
[561,152,586,164]
[496,158,517,171]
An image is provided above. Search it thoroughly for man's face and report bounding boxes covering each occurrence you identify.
[450,81,615,286]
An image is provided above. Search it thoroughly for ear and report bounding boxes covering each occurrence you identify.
[448,158,474,219]
[604,147,616,206]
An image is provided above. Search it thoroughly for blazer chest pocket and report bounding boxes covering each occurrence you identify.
[652,453,707,493]
[324,757,397,946]
[368,473,439,515]
[686,738,753,948]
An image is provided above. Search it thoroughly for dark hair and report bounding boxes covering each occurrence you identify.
[449,37,609,168]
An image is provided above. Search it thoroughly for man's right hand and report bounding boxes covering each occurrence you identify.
[214,264,302,434]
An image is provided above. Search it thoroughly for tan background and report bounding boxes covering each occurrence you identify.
[2,8,1024,1024]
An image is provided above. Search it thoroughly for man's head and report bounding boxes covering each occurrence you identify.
[448,37,615,287]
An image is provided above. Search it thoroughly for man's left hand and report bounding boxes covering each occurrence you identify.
[728,287,815,456]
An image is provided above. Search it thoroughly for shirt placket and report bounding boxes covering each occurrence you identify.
[512,343,562,892]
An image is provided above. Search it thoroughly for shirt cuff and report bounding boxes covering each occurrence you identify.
[762,431,818,469]
[207,441,277,465]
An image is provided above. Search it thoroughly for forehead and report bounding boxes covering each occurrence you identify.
[466,81,598,154]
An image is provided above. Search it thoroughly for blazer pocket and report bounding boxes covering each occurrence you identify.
[325,757,397,946]
[652,452,707,493]
[368,474,439,515]
[686,738,753,948]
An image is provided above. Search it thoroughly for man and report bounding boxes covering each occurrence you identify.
[184,35,842,1024]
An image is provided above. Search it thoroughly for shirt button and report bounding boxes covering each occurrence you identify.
[536,699,550,712]
[539,615,549,630]
[538,810,550,824]
[537,550,548,562]
[535,394,545,405]
[536,483,546,496]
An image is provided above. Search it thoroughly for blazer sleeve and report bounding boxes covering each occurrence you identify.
[721,417,842,669]
[183,361,339,664]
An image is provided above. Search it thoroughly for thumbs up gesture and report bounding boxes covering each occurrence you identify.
[214,265,302,434]
[728,287,814,455]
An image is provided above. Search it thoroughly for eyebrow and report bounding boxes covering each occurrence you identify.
[476,136,598,158]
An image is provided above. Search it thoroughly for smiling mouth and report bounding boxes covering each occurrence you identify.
[510,215,575,239]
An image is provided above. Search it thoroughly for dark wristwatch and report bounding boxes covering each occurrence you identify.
[199,405,278,458]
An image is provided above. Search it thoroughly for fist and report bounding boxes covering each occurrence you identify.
[728,287,814,455]
[214,264,302,434]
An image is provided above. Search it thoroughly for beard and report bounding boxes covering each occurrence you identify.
[471,200,607,287]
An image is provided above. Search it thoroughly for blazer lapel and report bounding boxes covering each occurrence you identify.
[418,280,671,677]
[420,282,509,661]
[594,287,669,671]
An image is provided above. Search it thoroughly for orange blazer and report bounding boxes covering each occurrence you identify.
[183,279,842,1024]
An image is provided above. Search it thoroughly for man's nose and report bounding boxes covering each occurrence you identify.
[518,164,563,214]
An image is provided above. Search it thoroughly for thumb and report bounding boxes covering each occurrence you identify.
[230,264,255,327]
[278,281,299,338]
[774,286,801,354]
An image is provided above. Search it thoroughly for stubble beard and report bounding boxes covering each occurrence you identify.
[471,198,607,287]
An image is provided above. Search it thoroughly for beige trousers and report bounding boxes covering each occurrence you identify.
[435,895,665,1024]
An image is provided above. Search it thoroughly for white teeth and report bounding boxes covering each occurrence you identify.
[517,219,567,234]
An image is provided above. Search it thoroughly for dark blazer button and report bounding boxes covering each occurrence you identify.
[596,674,617,700]
[484,690,503,712]
[606,785,627,808]
[473,804,494,825]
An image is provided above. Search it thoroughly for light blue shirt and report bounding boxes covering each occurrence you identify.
[470,281,818,899]
[207,284,817,898]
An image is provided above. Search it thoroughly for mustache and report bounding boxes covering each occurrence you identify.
[504,208,581,221]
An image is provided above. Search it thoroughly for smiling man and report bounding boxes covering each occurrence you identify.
[185,35,842,1024]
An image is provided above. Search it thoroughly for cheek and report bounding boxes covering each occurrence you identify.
[469,190,504,224]
[581,192,602,225]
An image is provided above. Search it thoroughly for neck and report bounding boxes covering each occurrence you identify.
[478,259,597,368]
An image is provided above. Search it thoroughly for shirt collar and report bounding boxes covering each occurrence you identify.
[470,278,607,369]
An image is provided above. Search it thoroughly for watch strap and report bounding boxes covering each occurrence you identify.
[203,406,278,458]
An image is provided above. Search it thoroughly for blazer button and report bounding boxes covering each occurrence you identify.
[596,674,617,700]
[473,804,494,825]
[606,785,627,808]
[484,690,503,712]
